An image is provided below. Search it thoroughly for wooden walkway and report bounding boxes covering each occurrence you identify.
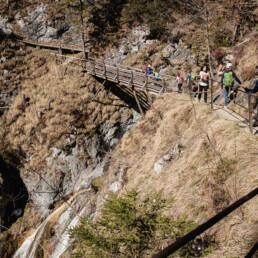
[18,38,84,54]
[84,58,175,95]
[17,36,176,95]
[18,36,257,132]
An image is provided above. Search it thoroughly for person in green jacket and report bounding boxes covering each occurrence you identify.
[221,63,242,106]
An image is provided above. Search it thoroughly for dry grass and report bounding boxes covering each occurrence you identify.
[100,93,258,257]
[234,34,258,81]
[1,48,132,172]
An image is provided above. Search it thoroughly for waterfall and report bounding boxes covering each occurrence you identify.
[13,190,89,258]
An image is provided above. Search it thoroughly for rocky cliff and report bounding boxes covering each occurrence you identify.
[0,1,257,257]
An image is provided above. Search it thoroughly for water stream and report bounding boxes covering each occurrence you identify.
[13,190,90,258]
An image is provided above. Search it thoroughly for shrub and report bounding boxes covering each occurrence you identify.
[70,190,213,257]
[212,48,227,62]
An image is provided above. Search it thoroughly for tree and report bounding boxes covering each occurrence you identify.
[58,0,89,59]
[70,190,200,257]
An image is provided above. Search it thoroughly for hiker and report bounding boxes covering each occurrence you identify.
[244,65,258,126]
[154,71,161,81]
[186,70,196,94]
[176,73,184,93]
[146,64,153,75]
[221,63,242,106]
[198,65,209,103]
[144,64,148,74]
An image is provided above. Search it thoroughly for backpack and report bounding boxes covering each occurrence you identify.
[201,72,208,82]
[179,75,183,84]
[191,75,196,81]
[223,71,234,87]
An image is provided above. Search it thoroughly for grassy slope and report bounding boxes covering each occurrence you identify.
[1,48,132,171]
[101,93,258,257]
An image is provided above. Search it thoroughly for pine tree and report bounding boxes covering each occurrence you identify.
[70,190,198,257]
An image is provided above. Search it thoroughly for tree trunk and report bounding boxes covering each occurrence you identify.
[79,0,87,61]
[204,4,214,79]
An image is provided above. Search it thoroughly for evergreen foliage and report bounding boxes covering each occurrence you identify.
[123,0,173,39]
[70,190,209,257]
[86,0,126,46]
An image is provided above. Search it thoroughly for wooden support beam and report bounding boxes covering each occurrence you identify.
[162,79,166,94]
[117,67,119,82]
[129,71,134,87]
[142,75,148,90]
[133,86,144,119]
[92,60,96,75]
[103,60,106,79]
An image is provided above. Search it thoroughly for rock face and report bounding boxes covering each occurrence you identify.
[154,144,183,173]
[15,4,62,43]
[0,16,13,36]
[8,108,140,257]
[161,41,196,66]
[106,25,155,65]
[0,156,28,238]
[22,111,140,217]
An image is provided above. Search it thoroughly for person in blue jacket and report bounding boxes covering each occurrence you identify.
[146,65,153,75]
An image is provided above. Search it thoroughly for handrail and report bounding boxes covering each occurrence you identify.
[152,187,258,258]
[49,44,258,133]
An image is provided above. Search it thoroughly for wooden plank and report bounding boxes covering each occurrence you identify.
[21,39,84,53]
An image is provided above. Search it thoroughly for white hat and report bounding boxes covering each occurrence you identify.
[226,63,232,68]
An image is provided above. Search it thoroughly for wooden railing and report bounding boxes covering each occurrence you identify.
[16,36,257,133]
[85,58,173,95]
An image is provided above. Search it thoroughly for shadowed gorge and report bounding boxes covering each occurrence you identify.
[0,155,28,229]
[0,0,257,257]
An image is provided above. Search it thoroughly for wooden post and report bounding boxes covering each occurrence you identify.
[162,79,166,94]
[103,60,106,78]
[117,67,119,82]
[92,60,95,75]
[142,75,148,90]
[210,77,213,110]
[130,71,134,87]
[58,42,62,55]
[248,92,253,134]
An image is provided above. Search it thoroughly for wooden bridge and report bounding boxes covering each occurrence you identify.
[16,36,257,132]
[17,36,176,94]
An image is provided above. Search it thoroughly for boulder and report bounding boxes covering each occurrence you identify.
[161,45,175,58]
[154,144,183,173]
[0,16,13,36]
